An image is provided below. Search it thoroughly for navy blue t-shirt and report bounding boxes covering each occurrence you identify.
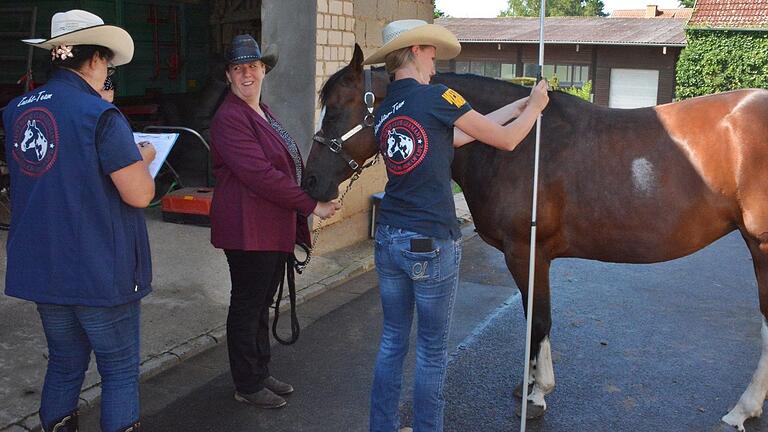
[373,78,472,240]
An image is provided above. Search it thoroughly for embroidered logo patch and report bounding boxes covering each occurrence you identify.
[441,88,466,108]
[379,116,428,176]
[12,108,59,176]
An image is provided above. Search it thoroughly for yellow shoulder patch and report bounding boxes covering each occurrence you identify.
[441,88,466,109]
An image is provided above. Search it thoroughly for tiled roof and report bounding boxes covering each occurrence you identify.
[436,17,687,46]
[611,8,693,19]
[689,0,768,28]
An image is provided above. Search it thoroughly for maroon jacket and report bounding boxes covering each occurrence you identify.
[209,92,316,252]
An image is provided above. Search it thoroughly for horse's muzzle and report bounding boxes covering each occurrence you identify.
[301,174,339,202]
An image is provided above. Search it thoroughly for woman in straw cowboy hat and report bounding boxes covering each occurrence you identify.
[3,9,155,432]
[209,34,340,410]
[363,19,549,432]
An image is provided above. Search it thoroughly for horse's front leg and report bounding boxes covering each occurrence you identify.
[505,250,555,419]
[722,234,768,431]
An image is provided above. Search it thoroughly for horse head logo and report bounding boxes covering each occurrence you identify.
[20,119,48,161]
[386,129,414,160]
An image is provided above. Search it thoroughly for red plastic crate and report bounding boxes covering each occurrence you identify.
[161,187,213,226]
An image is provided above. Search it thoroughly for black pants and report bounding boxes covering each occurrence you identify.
[224,250,287,394]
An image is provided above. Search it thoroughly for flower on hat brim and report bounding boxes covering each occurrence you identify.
[51,45,74,61]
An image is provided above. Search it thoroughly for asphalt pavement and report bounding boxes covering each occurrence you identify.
[77,229,768,432]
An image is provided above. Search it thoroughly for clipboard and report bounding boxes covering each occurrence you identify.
[132,132,180,178]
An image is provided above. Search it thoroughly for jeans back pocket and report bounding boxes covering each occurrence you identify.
[401,247,441,281]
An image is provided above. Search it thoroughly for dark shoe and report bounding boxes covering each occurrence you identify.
[43,411,78,432]
[119,421,141,432]
[262,375,294,395]
[234,388,287,409]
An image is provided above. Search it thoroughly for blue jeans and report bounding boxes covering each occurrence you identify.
[370,225,462,432]
[36,301,141,432]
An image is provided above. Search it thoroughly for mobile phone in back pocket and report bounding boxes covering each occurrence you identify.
[410,238,434,252]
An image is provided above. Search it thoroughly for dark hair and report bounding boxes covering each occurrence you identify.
[52,45,114,71]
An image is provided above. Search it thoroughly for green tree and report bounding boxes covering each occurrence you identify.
[499,0,606,17]
[433,1,448,19]
[583,0,607,17]
[676,30,768,99]
[678,0,695,7]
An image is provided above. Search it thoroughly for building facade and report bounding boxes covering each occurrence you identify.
[436,16,687,108]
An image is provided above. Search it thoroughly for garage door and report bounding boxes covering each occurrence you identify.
[609,69,659,109]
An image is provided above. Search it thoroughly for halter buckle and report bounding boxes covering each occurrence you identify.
[348,159,360,171]
[328,139,342,153]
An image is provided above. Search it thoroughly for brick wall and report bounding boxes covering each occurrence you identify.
[312,0,434,253]
[355,0,436,58]
[315,0,356,108]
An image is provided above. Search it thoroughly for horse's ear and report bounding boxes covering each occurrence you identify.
[350,43,364,75]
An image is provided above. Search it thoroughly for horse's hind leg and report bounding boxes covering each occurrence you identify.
[722,233,768,431]
[505,251,555,419]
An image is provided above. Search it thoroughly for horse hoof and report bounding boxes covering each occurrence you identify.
[515,400,546,419]
[513,382,533,399]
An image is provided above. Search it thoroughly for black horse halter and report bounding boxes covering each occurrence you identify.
[312,68,375,172]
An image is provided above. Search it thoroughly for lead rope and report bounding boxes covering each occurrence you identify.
[272,254,300,345]
[273,153,379,345]
[294,153,380,273]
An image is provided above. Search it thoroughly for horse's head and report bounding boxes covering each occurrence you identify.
[303,44,388,201]
[22,121,34,142]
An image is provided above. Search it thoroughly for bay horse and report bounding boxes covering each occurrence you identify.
[302,44,768,431]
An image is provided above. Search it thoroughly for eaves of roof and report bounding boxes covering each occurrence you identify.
[437,17,688,47]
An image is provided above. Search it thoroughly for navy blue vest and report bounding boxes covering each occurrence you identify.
[3,69,151,306]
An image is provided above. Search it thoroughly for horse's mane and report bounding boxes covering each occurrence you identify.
[319,66,351,106]
[320,68,593,115]
[436,72,592,106]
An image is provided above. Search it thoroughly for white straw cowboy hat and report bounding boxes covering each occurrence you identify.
[22,9,134,66]
[363,19,461,65]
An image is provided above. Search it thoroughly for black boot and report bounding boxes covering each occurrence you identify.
[118,421,141,431]
[234,388,287,408]
[262,376,294,395]
[43,411,78,432]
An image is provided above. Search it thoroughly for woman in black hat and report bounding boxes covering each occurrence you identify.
[209,34,340,409]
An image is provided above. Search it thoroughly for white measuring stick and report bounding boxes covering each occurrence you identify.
[519,0,546,429]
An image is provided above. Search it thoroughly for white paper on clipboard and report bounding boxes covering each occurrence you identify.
[132,133,179,178]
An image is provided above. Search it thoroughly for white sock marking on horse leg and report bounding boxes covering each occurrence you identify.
[723,318,768,431]
[527,337,555,408]
[536,337,555,394]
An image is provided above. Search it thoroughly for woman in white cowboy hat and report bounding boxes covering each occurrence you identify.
[364,19,549,432]
[3,9,154,432]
